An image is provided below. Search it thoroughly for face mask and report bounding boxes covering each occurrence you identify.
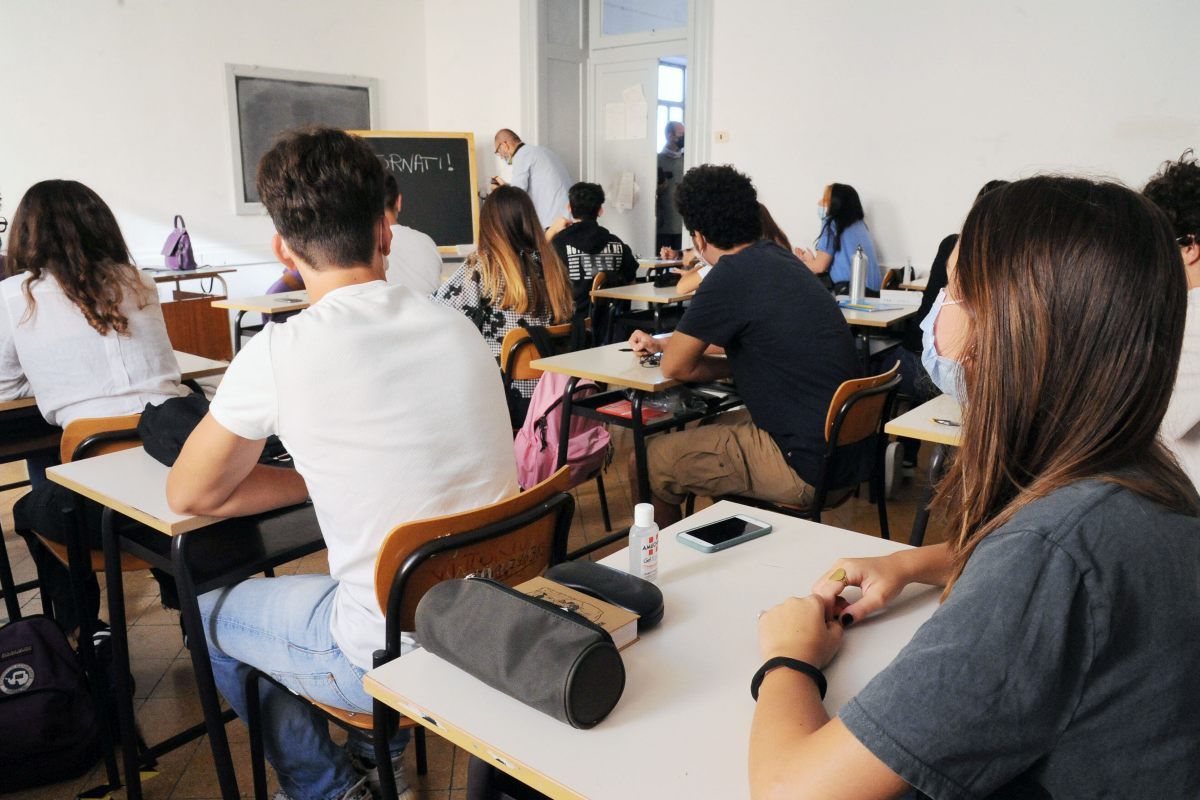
[677,136,685,148]
[817,205,828,221]
[920,288,966,402]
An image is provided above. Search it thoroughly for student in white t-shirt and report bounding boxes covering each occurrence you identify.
[2,179,190,633]
[167,128,519,800]
[382,174,443,296]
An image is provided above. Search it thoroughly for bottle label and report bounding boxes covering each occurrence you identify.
[639,532,659,581]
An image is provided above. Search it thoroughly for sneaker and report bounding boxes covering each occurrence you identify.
[272,776,376,800]
[349,751,415,800]
[884,441,903,499]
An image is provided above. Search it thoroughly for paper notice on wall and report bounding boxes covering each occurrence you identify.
[625,100,647,140]
[614,171,636,211]
[605,103,627,141]
[622,84,645,105]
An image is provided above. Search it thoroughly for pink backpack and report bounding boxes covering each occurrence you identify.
[515,370,611,490]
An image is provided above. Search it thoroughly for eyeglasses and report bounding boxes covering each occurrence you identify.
[639,352,663,368]
[0,217,7,234]
[1177,233,1198,247]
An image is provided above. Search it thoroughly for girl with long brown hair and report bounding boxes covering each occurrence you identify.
[748,176,1200,799]
[433,185,573,401]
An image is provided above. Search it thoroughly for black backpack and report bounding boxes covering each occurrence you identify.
[0,615,101,792]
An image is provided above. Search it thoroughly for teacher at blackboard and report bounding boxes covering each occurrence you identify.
[491,129,571,230]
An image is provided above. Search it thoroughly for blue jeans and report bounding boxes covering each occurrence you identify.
[198,574,410,800]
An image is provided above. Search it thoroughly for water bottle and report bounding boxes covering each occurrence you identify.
[905,257,915,284]
[628,503,659,582]
[849,245,868,303]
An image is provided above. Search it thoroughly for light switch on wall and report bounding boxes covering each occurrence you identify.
[715,131,731,143]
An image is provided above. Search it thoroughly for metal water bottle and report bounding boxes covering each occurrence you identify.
[849,245,868,303]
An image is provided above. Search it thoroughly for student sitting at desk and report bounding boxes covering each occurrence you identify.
[749,177,1200,800]
[434,185,574,409]
[383,174,443,296]
[168,127,518,800]
[550,181,638,314]
[628,165,861,527]
[1143,151,1200,490]
[795,183,882,293]
[1,179,190,632]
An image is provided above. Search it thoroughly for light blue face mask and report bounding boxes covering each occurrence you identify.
[920,288,966,402]
[817,205,828,221]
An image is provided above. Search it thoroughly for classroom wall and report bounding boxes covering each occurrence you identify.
[422,0,526,194]
[0,0,429,289]
[708,0,1200,273]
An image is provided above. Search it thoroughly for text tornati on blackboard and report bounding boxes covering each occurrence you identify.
[377,153,457,173]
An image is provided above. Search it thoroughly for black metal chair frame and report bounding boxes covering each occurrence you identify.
[243,491,575,800]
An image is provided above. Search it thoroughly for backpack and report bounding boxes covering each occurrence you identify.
[0,615,101,792]
[161,214,197,271]
[514,322,611,490]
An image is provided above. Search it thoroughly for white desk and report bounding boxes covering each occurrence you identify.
[837,299,920,329]
[531,340,676,394]
[591,282,693,305]
[211,290,311,315]
[365,500,938,799]
[898,276,928,292]
[885,394,962,546]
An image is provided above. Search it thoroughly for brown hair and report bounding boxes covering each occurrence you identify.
[470,186,573,321]
[758,202,791,250]
[256,126,386,268]
[5,180,149,335]
[936,176,1198,595]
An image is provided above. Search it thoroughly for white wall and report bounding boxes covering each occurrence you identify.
[0,0,429,293]
[423,0,525,194]
[709,0,1200,273]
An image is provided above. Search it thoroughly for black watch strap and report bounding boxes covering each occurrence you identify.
[750,656,827,701]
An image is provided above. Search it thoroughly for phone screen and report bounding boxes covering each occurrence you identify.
[684,516,769,547]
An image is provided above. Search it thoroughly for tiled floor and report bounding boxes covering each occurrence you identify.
[0,428,947,799]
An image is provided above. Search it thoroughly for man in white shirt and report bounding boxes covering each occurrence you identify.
[491,128,571,229]
[382,174,443,296]
[168,127,519,800]
[1144,152,1200,490]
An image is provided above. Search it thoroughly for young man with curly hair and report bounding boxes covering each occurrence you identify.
[628,165,862,526]
[1144,150,1200,489]
[168,127,519,800]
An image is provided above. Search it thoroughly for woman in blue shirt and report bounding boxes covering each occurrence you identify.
[795,183,882,292]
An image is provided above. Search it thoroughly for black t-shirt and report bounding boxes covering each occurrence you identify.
[551,219,639,310]
[675,240,863,485]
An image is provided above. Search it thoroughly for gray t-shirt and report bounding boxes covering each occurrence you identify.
[841,480,1200,800]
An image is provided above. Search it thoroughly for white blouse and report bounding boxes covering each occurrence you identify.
[0,270,188,427]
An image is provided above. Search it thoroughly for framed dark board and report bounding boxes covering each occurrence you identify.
[226,65,378,214]
[351,131,479,253]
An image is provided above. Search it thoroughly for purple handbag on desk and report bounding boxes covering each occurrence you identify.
[162,214,197,270]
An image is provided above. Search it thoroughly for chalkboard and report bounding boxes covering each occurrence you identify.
[352,131,479,252]
[226,65,378,213]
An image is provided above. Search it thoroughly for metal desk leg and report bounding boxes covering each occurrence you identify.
[555,377,581,471]
[174,532,242,800]
[0,524,23,622]
[102,508,145,800]
[233,310,248,354]
[631,392,650,504]
[908,444,948,548]
[652,306,663,334]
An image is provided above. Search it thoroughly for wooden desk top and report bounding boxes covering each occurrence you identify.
[898,276,928,291]
[885,393,962,446]
[591,283,693,304]
[838,299,920,328]
[0,350,227,415]
[636,258,684,269]
[364,500,939,800]
[47,446,223,535]
[530,341,677,393]
[144,268,238,284]
[211,290,310,314]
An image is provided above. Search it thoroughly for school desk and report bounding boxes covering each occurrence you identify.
[884,394,962,546]
[47,447,323,800]
[591,282,694,335]
[146,268,240,361]
[898,276,928,291]
[364,499,940,800]
[211,290,311,353]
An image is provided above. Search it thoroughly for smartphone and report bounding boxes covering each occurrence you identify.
[676,514,773,553]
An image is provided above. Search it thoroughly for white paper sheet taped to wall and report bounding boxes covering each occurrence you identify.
[614,171,636,211]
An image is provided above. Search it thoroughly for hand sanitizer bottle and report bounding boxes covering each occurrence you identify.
[628,503,659,582]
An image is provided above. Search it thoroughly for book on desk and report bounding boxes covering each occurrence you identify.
[517,577,639,650]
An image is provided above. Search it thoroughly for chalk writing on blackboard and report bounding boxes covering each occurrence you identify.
[377,153,456,173]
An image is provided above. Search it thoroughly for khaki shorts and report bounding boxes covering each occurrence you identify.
[646,410,816,506]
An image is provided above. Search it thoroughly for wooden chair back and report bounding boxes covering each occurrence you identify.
[60,414,143,463]
[373,467,574,634]
[499,320,591,384]
[824,363,900,447]
[881,269,898,291]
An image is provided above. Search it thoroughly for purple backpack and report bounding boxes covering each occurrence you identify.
[515,370,610,490]
[0,615,101,791]
[162,214,197,270]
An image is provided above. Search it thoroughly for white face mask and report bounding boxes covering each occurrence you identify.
[920,289,966,402]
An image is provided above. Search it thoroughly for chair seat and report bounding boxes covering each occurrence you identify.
[307,698,418,732]
[35,533,153,572]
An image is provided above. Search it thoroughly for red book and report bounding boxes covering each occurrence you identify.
[596,400,672,422]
